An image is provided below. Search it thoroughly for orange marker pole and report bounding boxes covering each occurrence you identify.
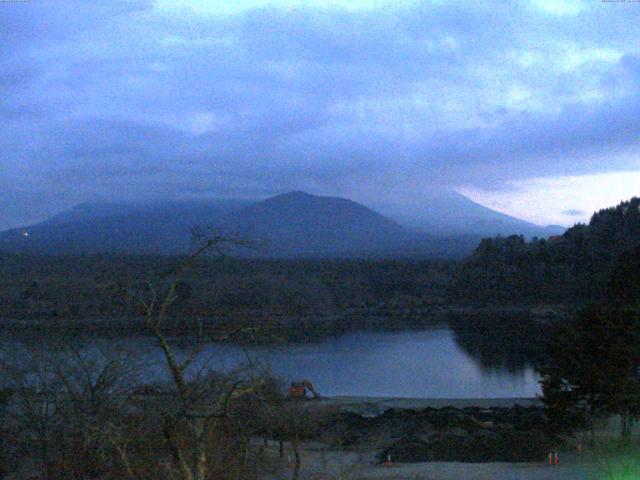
[548,452,553,465]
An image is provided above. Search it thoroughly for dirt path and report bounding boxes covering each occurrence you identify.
[267,444,595,480]
[353,461,594,480]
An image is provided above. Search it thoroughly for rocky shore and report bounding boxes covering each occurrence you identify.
[315,398,554,463]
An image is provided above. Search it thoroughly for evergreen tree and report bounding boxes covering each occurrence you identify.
[539,304,640,440]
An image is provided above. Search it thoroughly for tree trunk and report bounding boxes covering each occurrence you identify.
[40,435,50,480]
[164,418,194,480]
[192,418,208,480]
[620,410,633,443]
[114,443,137,480]
[291,438,301,480]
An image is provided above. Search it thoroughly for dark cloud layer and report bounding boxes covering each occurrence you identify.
[1,0,640,229]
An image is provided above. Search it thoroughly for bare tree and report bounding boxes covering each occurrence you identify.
[2,234,282,480]
[256,393,328,480]
[0,340,139,479]
[52,343,139,477]
[0,347,61,480]
[128,235,266,480]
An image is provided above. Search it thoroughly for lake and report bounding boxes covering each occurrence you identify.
[2,326,541,398]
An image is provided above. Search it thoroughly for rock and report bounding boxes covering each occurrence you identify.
[326,404,554,463]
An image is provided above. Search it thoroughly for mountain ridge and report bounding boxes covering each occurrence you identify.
[394,191,565,238]
[0,191,563,258]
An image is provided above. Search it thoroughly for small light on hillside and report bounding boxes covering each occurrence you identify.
[22,231,29,237]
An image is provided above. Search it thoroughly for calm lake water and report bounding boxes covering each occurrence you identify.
[3,327,541,398]
[202,328,541,398]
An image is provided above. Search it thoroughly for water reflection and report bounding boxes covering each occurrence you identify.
[447,314,548,374]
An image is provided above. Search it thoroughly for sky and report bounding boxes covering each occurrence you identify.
[1,0,640,230]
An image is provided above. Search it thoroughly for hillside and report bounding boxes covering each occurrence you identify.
[0,192,475,258]
[0,199,249,255]
[449,197,640,304]
[0,191,561,259]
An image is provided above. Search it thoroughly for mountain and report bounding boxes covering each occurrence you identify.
[223,191,419,257]
[0,190,557,258]
[396,191,565,238]
[0,192,484,258]
[0,199,250,255]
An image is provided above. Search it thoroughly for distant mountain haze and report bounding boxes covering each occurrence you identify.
[0,191,564,258]
[392,191,565,238]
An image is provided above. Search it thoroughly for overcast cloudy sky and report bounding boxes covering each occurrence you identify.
[1,0,639,230]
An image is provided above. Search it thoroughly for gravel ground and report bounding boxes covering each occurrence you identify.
[354,461,595,480]
[267,442,597,480]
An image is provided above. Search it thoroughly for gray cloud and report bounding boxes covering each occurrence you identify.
[1,0,640,229]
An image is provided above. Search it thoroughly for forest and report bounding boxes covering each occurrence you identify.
[0,255,456,340]
[2,198,640,338]
[450,197,640,305]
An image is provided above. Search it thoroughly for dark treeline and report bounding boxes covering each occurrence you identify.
[3,197,639,335]
[536,243,640,441]
[449,197,640,305]
[0,256,453,330]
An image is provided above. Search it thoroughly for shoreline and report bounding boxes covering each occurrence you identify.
[0,304,566,344]
[317,395,541,414]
